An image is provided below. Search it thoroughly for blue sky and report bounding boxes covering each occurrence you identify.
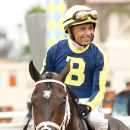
[0,0,46,46]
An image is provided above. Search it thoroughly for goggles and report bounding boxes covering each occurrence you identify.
[64,10,98,23]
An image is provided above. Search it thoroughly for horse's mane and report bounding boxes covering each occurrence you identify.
[45,72,81,117]
[66,85,79,108]
[45,72,53,87]
[66,85,82,116]
[66,86,85,128]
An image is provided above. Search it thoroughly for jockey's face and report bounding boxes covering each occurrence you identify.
[68,23,94,46]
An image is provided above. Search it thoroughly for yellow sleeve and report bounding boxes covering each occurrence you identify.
[40,54,47,74]
[85,47,108,110]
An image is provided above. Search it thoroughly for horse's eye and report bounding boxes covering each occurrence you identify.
[61,98,66,108]
[63,98,66,104]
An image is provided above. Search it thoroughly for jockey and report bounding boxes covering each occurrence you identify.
[41,5,109,130]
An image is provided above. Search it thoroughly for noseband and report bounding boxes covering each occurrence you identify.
[34,79,71,130]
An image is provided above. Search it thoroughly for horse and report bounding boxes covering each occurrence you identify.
[28,60,129,130]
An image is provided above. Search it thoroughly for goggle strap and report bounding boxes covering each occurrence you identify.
[64,19,89,30]
[63,18,72,24]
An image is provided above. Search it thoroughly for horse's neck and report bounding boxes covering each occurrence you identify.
[67,106,88,130]
[73,107,88,130]
[66,88,88,130]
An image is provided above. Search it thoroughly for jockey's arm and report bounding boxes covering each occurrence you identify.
[40,46,56,75]
[85,51,108,110]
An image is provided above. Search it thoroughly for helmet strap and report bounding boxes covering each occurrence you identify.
[91,36,94,42]
[69,26,75,41]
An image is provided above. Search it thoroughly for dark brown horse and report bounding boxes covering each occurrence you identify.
[29,61,129,130]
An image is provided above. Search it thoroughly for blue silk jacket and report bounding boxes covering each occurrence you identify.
[41,38,108,110]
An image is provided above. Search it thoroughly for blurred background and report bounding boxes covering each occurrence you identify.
[0,0,130,129]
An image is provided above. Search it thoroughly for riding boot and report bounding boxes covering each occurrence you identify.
[108,123,111,130]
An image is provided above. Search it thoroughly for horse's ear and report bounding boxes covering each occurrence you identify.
[59,59,70,82]
[29,61,41,82]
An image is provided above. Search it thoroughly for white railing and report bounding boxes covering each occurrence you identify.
[0,111,33,130]
[0,111,27,118]
[0,123,33,130]
[0,110,130,129]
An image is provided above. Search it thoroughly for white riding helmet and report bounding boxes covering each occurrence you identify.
[63,5,98,33]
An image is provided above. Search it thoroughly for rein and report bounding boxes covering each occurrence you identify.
[34,79,71,130]
[23,113,32,130]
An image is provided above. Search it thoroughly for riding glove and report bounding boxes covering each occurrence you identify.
[78,104,91,117]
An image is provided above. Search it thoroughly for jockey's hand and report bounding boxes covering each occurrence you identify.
[78,104,91,117]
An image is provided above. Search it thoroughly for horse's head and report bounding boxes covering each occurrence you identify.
[29,61,71,130]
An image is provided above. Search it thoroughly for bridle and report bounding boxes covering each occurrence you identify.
[34,79,71,130]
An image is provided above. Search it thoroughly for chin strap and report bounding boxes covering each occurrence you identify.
[69,27,85,47]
